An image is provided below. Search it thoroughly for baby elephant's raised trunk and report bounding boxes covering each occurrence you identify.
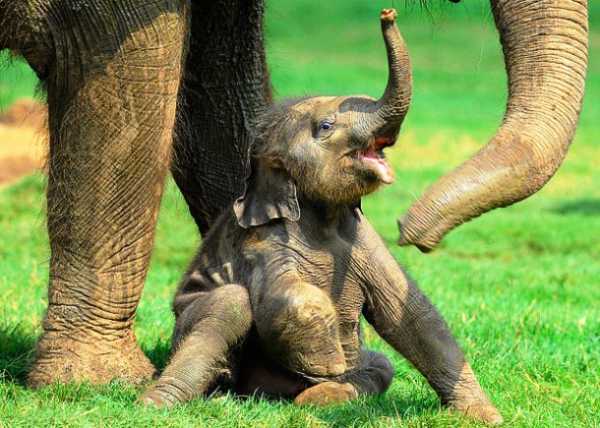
[356,9,412,140]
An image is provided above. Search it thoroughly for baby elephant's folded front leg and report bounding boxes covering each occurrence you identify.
[141,284,252,407]
[253,271,346,377]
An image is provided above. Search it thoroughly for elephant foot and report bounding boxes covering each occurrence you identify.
[294,382,358,406]
[27,329,155,387]
[448,399,503,426]
[139,384,173,408]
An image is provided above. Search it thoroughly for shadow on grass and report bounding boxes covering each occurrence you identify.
[551,199,600,216]
[230,388,438,426]
[0,324,172,386]
[309,393,439,426]
[0,323,37,385]
[0,325,441,424]
[142,339,172,374]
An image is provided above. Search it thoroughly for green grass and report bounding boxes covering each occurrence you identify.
[0,52,40,109]
[1,1,599,427]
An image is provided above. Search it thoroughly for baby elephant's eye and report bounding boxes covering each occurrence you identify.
[319,121,334,131]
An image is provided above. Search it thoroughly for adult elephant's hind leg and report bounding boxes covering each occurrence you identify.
[171,0,272,234]
[27,1,188,387]
[141,284,252,407]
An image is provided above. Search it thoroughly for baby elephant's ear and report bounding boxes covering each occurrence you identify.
[233,167,300,228]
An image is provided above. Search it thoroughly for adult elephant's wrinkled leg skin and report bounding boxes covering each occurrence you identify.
[0,3,53,80]
[27,1,189,387]
[141,284,252,407]
[171,0,272,234]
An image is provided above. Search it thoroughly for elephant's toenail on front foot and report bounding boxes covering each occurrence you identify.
[138,389,173,408]
[451,401,503,426]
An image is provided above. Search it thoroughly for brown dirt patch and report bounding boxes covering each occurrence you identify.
[0,98,47,128]
[0,156,39,184]
[0,99,47,187]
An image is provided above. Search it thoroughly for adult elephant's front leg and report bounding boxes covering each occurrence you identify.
[28,1,189,387]
[171,0,272,234]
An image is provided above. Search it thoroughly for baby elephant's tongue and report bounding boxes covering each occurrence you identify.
[361,147,394,184]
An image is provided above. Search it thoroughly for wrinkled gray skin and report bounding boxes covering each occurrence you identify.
[0,0,588,415]
[142,12,502,425]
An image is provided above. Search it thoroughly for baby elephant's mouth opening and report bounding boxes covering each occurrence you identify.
[352,137,395,184]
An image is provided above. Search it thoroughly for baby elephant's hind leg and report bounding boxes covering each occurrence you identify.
[294,350,394,406]
[141,284,252,407]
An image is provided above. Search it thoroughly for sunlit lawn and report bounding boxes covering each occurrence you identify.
[1,1,599,427]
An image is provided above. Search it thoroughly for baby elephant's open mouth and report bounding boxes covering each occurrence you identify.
[353,137,395,184]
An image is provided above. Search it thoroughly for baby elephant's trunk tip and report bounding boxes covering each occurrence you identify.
[361,7,411,138]
[380,8,397,23]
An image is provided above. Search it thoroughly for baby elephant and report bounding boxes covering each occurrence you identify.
[142,9,502,426]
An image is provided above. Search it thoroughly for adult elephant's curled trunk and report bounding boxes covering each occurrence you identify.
[398,0,589,252]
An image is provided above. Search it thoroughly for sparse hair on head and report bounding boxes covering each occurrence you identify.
[251,97,311,160]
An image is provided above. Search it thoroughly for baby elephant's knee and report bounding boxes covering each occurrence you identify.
[173,284,252,349]
[205,285,252,334]
[257,285,346,376]
[259,285,338,337]
[213,284,251,311]
[288,292,338,333]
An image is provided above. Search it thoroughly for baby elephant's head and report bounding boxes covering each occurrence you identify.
[235,9,411,228]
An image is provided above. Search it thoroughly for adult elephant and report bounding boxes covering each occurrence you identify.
[0,0,588,387]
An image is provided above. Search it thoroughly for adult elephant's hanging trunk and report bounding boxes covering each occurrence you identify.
[398,0,589,252]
